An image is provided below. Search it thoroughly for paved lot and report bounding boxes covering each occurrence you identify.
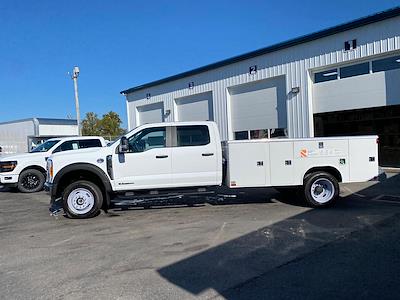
[1,173,400,299]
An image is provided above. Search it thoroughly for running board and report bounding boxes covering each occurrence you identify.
[111,190,215,208]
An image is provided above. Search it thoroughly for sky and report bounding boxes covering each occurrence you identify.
[0,0,399,128]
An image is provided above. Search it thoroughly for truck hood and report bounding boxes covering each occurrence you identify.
[50,147,112,161]
[0,152,47,162]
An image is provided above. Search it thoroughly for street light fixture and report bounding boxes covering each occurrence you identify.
[71,66,82,136]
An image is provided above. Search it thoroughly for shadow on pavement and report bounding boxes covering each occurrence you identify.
[157,173,400,298]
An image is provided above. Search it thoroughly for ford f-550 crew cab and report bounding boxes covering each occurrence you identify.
[45,121,379,218]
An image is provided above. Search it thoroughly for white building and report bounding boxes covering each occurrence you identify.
[0,118,78,154]
[121,7,400,167]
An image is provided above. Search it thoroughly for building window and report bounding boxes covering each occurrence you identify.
[234,131,249,140]
[372,55,400,73]
[314,69,338,83]
[270,128,287,138]
[340,62,369,79]
[234,128,287,140]
[250,129,269,139]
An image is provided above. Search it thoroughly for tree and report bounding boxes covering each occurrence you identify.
[81,111,125,138]
[99,111,125,137]
[82,112,101,136]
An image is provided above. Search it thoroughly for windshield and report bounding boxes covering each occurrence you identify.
[30,140,60,153]
[108,135,123,146]
[107,125,145,147]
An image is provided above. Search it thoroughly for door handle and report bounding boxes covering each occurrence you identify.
[202,153,214,157]
[156,155,168,159]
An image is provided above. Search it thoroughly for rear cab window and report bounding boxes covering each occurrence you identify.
[79,139,103,149]
[53,138,103,153]
[176,125,210,147]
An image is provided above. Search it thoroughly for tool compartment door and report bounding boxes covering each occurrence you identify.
[348,137,378,182]
[269,141,294,186]
[226,141,269,188]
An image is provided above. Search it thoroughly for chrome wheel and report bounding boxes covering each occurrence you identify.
[67,188,95,215]
[310,178,335,204]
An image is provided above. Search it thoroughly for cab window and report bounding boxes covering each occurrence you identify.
[53,139,102,153]
[79,139,102,149]
[58,141,80,152]
[176,125,210,147]
[128,127,166,153]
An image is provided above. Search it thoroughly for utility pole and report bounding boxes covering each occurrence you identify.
[71,66,82,136]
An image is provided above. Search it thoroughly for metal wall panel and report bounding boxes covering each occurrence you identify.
[126,16,400,140]
[0,120,34,153]
[38,124,79,136]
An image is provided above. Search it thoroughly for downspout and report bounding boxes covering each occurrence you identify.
[33,118,40,137]
[124,93,131,131]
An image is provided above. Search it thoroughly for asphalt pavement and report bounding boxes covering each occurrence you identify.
[0,173,399,299]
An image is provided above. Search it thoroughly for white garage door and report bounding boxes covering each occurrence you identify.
[137,102,164,125]
[313,55,400,113]
[229,76,287,138]
[175,92,213,121]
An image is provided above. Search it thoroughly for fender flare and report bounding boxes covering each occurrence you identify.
[302,165,343,183]
[52,163,112,204]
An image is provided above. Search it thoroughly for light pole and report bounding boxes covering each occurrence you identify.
[71,66,82,136]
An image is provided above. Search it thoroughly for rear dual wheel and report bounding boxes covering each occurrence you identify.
[303,172,339,207]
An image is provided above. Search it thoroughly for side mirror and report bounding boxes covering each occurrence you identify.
[119,136,129,153]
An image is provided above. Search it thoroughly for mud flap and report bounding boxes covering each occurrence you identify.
[49,198,64,217]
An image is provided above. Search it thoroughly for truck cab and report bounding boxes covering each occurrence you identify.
[46,122,223,217]
[113,122,222,190]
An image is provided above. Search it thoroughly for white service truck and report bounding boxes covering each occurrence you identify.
[45,121,379,218]
[0,136,106,192]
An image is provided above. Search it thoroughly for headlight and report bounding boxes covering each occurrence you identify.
[0,161,17,173]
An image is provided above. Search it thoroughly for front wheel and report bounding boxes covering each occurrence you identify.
[62,180,103,218]
[303,172,339,207]
[18,169,45,193]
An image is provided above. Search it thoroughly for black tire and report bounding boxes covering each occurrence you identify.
[303,172,339,207]
[62,180,103,219]
[18,169,45,193]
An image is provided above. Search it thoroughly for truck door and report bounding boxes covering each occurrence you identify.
[112,126,172,190]
[171,125,218,186]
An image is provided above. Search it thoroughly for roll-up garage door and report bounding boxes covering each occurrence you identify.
[313,55,400,167]
[137,102,164,125]
[229,76,287,135]
[175,92,213,121]
[313,58,400,114]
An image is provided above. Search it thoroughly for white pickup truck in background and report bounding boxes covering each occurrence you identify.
[45,121,379,218]
[0,136,106,193]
